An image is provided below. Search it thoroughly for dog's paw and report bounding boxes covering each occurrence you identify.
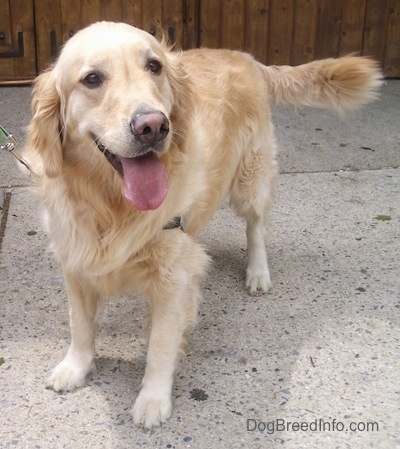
[46,358,93,392]
[246,267,272,295]
[131,388,172,429]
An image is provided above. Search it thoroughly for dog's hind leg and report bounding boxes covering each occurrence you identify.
[131,230,209,428]
[230,131,278,295]
[46,273,102,391]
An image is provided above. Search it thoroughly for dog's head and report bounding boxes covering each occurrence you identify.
[26,21,189,211]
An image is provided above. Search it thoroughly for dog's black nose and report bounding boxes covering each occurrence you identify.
[130,111,170,145]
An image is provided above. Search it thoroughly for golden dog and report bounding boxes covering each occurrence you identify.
[23,21,382,428]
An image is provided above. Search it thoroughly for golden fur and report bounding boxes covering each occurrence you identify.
[23,21,382,428]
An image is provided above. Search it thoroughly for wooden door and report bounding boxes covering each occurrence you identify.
[0,0,36,83]
[0,0,399,82]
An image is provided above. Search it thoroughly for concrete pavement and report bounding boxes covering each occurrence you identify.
[0,81,399,449]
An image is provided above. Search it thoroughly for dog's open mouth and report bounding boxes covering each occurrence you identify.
[94,139,168,211]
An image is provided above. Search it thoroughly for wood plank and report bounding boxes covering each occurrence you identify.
[384,0,400,77]
[220,0,246,50]
[199,0,221,48]
[315,0,343,58]
[0,0,36,82]
[339,0,367,55]
[34,0,62,72]
[161,0,184,48]
[11,0,36,79]
[141,0,162,36]
[101,0,122,21]
[183,0,200,49]
[291,0,318,65]
[60,0,82,43]
[268,0,295,64]
[0,0,14,80]
[245,0,270,63]
[81,0,102,27]
[121,0,143,28]
[363,0,390,60]
[0,0,12,51]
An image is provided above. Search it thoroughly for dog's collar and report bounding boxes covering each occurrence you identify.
[163,216,182,230]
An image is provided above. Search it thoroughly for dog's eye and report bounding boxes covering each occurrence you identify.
[81,72,103,88]
[147,59,162,75]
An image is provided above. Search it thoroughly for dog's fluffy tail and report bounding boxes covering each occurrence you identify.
[259,56,383,113]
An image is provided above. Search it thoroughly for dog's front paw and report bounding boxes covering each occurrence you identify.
[246,267,272,295]
[46,357,93,392]
[131,388,172,429]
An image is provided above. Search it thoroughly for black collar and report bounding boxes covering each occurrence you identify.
[163,216,182,230]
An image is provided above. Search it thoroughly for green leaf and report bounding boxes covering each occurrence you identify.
[374,215,392,221]
[0,357,5,366]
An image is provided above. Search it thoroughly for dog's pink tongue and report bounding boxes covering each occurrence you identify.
[120,153,168,211]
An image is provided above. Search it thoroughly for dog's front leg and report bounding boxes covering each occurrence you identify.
[47,272,101,392]
[131,231,208,428]
[131,293,184,428]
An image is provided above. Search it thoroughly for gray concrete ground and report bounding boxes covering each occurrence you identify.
[0,81,399,449]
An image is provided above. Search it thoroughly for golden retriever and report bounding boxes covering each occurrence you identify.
[22,21,382,428]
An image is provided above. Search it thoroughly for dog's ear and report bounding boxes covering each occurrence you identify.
[26,69,63,178]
